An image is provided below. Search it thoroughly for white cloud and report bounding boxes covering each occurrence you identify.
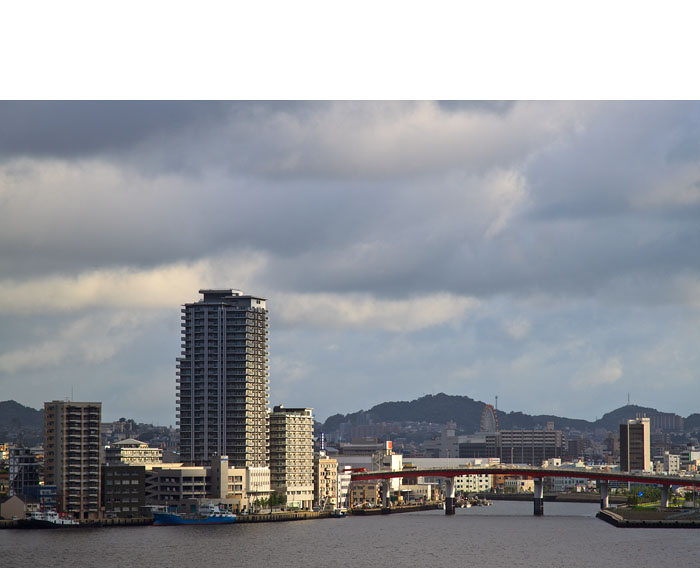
[571,357,623,390]
[274,357,312,384]
[503,316,532,340]
[0,254,267,314]
[483,170,529,239]
[0,311,158,374]
[275,292,479,332]
[232,101,593,178]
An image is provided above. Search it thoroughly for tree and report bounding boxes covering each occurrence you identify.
[627,485,661,506]
[269,491,286,507]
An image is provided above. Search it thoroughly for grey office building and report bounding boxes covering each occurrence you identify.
[177,289,270,467]
[491,429,565,465]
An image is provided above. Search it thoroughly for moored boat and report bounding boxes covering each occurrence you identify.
[153,505,236,526]
[23,511,80,528]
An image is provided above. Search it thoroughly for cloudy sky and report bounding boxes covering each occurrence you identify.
[1,101,699,425]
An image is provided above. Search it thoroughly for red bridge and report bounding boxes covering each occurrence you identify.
[351,465,700,515]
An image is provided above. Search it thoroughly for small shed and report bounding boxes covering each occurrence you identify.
[0,495,26,520]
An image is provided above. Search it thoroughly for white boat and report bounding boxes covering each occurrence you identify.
[28,511,80,526]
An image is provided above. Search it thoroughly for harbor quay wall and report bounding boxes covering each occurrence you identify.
[0,513,325,529]
[0,517,154,529]
[349,503,442,515]
[237,511,330,523]
[597,508,700,529]
[1,505,440,528]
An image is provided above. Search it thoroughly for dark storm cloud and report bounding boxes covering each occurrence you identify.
[2,100,699,306]
[0,101,237,160]
[2,101,700,423]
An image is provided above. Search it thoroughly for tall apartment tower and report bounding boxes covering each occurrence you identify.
[44,401,102,519]
[620,417,651,472]
[177,289,270,466]
[269,405,314,510]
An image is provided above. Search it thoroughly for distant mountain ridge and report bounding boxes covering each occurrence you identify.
[0,400,44,430]
[320,393,685,434]
[3,396,693,440]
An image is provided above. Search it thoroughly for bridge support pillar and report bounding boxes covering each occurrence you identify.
[534,477,544,516]
[660,486,670,508]
[599,480,609,509]
[381,480,390,509]
[444,478,456,515]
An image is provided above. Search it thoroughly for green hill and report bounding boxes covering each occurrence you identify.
[685,413,700,431]
[319,393,678,435]
[0,400,44,446]
[0,400,44,430]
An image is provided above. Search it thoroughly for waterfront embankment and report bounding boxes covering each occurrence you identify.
[1,504,442,528]
[237,510,330,522]
[349,503,442,515]
[0,512,328,529]
[597,507,700,528]
[0,517,153,529]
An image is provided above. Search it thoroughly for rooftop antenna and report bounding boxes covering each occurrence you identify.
[495,395,498,412]
[71,384,74,402]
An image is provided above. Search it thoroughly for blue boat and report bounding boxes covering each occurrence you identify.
[153,505,236,526]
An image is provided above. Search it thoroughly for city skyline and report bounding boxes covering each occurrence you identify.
[1,101,699,425]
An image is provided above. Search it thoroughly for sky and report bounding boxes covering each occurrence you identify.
[1,100,699,425]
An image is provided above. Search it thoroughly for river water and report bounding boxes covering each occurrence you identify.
[2,502,698,568]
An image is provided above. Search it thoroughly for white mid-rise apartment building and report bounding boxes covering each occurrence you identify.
[269,406,314,509]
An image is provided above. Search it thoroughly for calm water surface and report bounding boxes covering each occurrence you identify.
[2,502,698,568]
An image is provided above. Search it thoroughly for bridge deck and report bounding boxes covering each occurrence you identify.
[351,465,700,487]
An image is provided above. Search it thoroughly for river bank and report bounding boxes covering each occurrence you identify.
[0,503,442,529]
[0,516,153,529]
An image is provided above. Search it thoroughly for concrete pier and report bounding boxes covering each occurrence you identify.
[533,478,544,516]
[660,486,670,508]
[599,480,609,509]
[381,480,391,509]
[444,478,456,515]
